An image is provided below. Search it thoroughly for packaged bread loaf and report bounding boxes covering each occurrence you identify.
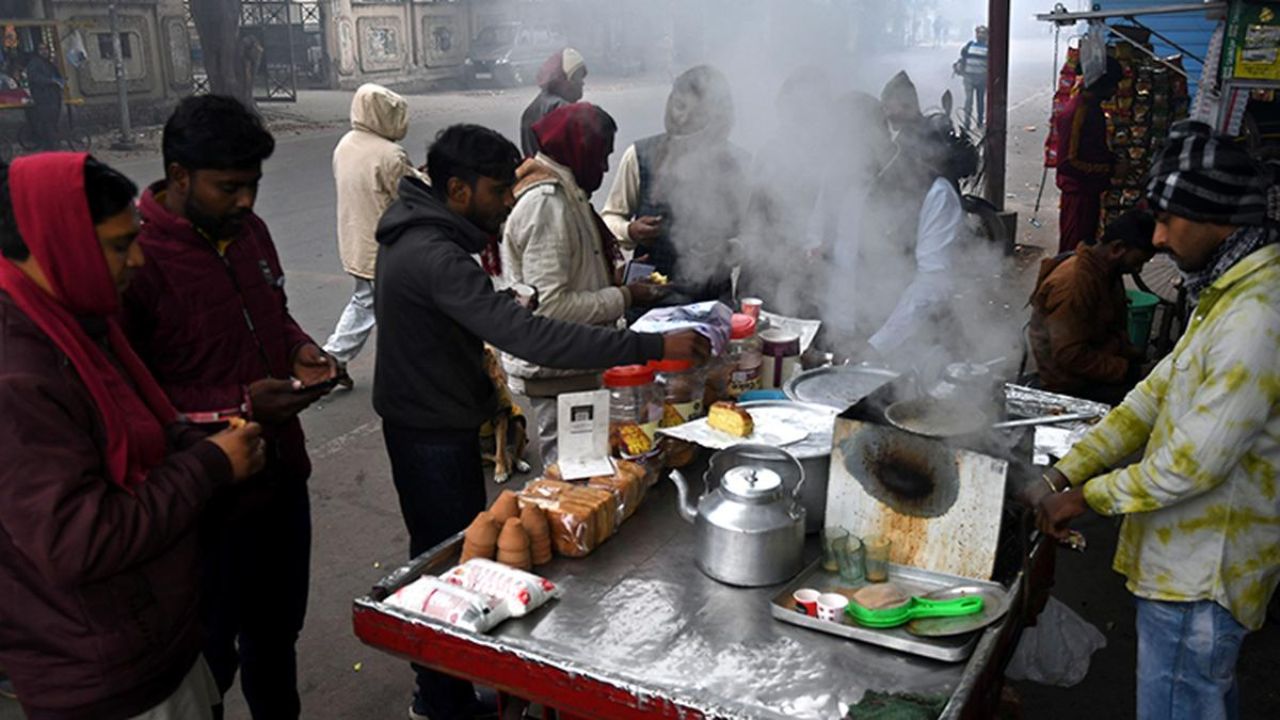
[587,460,647,522]
[518,478,616,557]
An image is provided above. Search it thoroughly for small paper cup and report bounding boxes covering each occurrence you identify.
[741,297,763,320]
[793,588,820,617]
[817,593,849,622]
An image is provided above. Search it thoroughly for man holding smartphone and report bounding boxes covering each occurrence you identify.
[122,95,332,719]
[502,103,667,463]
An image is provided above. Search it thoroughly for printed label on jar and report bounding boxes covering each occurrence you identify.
[728,367,762,397]
[640,421,658,441]
[660,400,702,428]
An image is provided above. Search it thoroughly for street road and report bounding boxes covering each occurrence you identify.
[2,37,1276,720]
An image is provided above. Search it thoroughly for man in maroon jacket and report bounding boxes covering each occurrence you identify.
[0,152,264,720]
[122,96,336,719]
[1055,57,1123,254]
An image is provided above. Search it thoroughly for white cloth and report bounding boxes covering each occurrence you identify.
[561,48,586,79]
[322,277,375,364]
[501,154,626,391]
[601,143,641,248]
[333,84,422,279]
[127,656,219,720]
[867,177,964,357]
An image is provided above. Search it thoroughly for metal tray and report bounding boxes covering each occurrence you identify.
[784,366,899,411]
[770,560,1011,662]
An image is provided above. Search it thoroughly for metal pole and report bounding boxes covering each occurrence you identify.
[984,0,1010,210]
[109,3,134,150]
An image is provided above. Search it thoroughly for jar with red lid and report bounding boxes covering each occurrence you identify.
[726,313,763,398]
[704,313,763,404]
[648,358,709,468]
[602,365,663,457]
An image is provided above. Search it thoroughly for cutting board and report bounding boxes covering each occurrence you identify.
[823,418,1008,580]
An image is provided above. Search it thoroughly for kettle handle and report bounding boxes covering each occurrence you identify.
[786,452,806,505]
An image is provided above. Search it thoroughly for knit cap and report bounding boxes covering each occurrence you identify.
[1146,120,1269,226]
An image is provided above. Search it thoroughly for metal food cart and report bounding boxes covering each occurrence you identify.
[353,385,1067,719]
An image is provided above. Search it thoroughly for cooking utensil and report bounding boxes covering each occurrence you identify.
[669,444,806,587]
[885,399,1103,438]
[846,594,984,628]
[884,398,992,439]
[783,365,899,411]
[989,411,1103,430]
[661,401,836,532]
[905,585,1011,637]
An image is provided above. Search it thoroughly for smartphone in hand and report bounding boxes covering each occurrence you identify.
[623,260,657,285]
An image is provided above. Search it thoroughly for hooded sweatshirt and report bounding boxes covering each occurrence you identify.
[373,176,663,431]
[334,83,419,279]
[0,154,231,720]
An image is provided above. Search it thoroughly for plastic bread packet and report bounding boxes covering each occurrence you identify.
[385,575,511,633]
[440,559,562,617]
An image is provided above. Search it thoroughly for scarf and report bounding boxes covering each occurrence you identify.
[1182,225,1279,305]
[0,153,176,489]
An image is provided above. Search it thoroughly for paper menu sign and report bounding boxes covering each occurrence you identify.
[556,390,613,480]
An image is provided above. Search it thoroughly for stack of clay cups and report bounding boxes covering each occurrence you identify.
[460,511,500,563]
[496,517,532,570]
[490,490,520,524]
[520,505,552,565]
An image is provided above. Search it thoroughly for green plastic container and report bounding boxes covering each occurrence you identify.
[1126,290,1160,347]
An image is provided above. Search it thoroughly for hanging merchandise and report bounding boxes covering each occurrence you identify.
[1223,2,1280,83]
[64,30,87,69]
[1098,33,1192,230]
[1045,43,1083,168]
[1080,20,1108,87]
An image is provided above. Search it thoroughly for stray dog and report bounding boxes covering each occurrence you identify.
[480,346,531,484]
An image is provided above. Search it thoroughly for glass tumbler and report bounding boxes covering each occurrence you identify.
[864,534,893,583]
[821,528,849,573]
[835,535,866,585]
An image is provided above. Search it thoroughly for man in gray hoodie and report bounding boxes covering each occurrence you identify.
[373,124,707,720]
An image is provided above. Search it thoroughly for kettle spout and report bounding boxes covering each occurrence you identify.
[668,469,698,524]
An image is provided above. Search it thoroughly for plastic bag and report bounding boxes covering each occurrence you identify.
[1005,596,1106,687]
[631,301,733,356]
[440,559,561,617]
[385,576,512,633]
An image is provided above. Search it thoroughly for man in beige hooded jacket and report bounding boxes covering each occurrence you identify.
[323,84,420,386]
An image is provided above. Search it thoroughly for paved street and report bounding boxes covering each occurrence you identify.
[2,36,1278,720]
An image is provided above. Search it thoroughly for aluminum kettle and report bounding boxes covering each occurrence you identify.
[669,444,806,587]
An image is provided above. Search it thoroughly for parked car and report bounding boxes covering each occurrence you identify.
[465,22,568,87]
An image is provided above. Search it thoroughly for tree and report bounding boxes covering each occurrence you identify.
[188,0,255,108]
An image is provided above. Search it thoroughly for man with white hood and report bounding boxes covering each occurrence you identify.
[323,84,420,387]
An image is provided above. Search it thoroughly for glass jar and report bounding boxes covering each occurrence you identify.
[725,313,763,399]
[602,365,663,457]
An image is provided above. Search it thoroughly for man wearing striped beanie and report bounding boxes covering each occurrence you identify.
[1037,120,1278,719]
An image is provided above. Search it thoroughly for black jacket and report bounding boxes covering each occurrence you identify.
[373,177,664,431]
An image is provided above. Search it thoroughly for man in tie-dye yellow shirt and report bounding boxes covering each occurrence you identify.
[1037,121,1278,720]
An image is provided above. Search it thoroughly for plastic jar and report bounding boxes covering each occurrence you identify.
[649,359,709,427]
[602,365,663,457]
[649,359,706,469]
[725,313,763,399]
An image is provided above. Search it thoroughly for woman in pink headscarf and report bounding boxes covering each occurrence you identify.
[0,153,264,720]
[519,47,587,157]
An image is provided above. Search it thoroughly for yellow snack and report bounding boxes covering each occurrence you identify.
[708,401,754,437]
[648,271,669,285]
[610,422,653,456]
